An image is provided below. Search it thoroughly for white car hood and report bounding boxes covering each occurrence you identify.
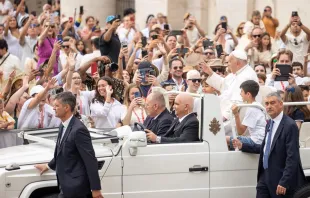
[0,143,114,168]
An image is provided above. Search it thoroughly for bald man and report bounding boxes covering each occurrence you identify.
[146,93,199,143]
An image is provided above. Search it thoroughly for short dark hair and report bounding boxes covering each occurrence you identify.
[240,80,259,98]
[123,8,135,17]
[292,62,303,69]
[0,39,8,51]
[91,37,100,49]
[54,92,76,112]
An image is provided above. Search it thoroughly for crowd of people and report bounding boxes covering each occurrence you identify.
[0,1,309,144]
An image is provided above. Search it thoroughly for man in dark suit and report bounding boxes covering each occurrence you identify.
[35,92,103,198]
[233,92,306,197]
[143,92,174,136]
[146,93,199,143]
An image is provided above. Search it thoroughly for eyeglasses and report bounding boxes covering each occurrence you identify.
[189,79,201,83]
[205,52,214,55]
[173,66,183,70]
[294,38,298,45]
[62,45,70,48]
[252,34,261,38]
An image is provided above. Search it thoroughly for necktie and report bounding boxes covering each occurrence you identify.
[58,124,64,145]
[263,120,274,169]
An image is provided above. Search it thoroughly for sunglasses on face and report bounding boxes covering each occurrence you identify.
[62,45,70,49]
[45,25,55,28]
[173,66,183,70]
[205,52,214,55]
[189,79,201,83]
[252,34,261,38]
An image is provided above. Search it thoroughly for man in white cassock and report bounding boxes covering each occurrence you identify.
[200,50,259,135]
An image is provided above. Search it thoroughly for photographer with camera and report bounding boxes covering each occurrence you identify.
[100,15,121,64]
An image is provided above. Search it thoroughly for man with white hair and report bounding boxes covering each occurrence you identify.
[201,50,259,127]
[186,69,201,94]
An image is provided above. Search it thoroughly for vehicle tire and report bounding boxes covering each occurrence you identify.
[40,193,58,198]
[293,184,310,198]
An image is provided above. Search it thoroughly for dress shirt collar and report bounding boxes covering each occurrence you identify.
[179,113,191,123]
[272,111,283,124]
[62,115,73,128]
[153,109,166,120]
[172,77,184,86]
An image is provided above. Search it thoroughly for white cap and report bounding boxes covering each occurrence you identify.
[186,69,201,80]
[30,85,44,97]
[231,50,247,60]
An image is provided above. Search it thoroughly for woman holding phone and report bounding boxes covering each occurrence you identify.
[213,23,238,54]
[120,84,146,127]
[37,19,59,76]
[90,77,125,128]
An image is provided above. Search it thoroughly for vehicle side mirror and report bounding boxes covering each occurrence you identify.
[128,131,147,148]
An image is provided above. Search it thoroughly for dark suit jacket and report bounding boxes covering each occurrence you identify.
[48,116,101,198]
[161,113,199,143]
[144,108,174,136]
[242,115,306,194]
[161,78,188,91]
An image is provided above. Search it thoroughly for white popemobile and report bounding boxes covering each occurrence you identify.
[0,89,310,198]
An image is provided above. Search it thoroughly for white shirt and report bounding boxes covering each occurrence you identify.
[172,78,185,91]
[20,36,37,69]
[0,52,22,80]
[242,104,267,144]
[117,27,135,44]
[266,74,307,91]
[79,50,101,73]
[263,111,283,153]
[121,106,146,126]
[285,32,309,64]
[90,99,125,128]
[77,90,95,116]
[206,65,259,119]
[141,28,150,38]
[0,0,13,23]
[4,31,23,60]
[59,51,83,71]
[18,98,61,129]
[186,27,200,47]
[60,115,73,142]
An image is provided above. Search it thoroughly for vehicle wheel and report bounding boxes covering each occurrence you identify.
[294,184,310,198]
[40,193,58,198]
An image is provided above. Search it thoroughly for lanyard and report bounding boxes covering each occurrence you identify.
[133,108,145,123]
[38,108,44,128]
[280,81,285,91]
